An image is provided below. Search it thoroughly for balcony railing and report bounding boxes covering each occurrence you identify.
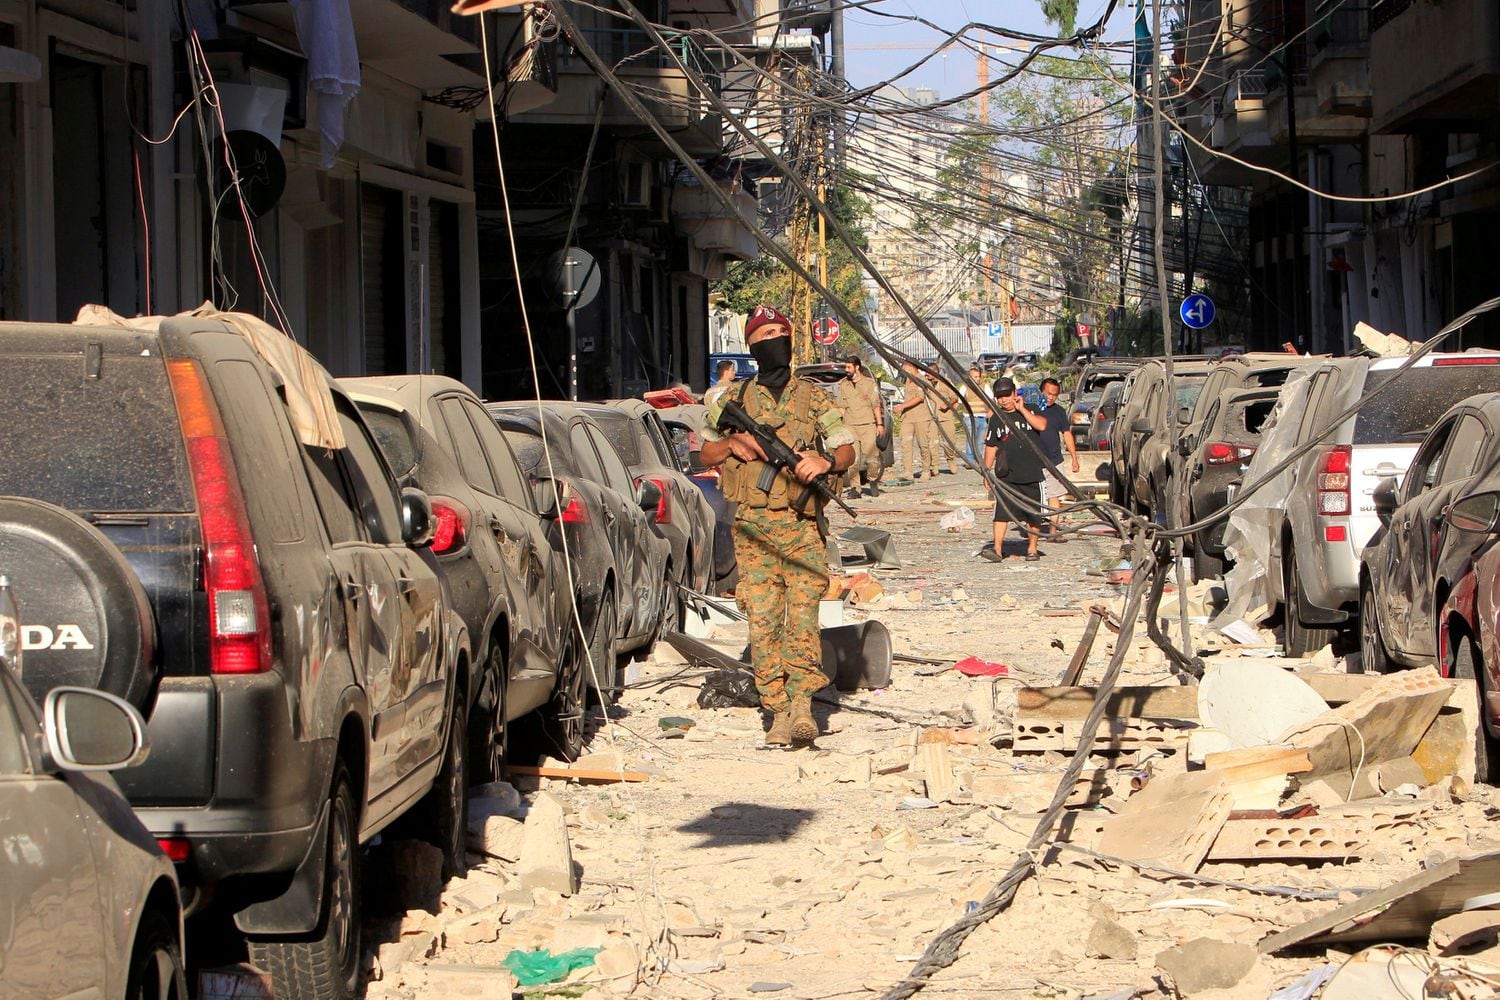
[560,27,723,97]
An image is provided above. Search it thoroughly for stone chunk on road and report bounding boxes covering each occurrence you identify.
[1155,937,1258,994]
[518,791,579,895]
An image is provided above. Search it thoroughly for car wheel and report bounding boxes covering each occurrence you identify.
[539,628,588,762]
[653,567,684,645]
[249,764,361,1000]
[125,909,188,1000]
[1359,582,1393,675]
[1192,545,1225,582]
[421,694,468,879]
[584,589,622,707]
[1448,632,1498,785]
[470,640,507,783]
[1284,550,1335,658]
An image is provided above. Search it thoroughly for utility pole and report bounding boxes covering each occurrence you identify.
[829,0,846,167]
[978,41,994,321]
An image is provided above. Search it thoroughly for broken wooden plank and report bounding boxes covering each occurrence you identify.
[506,765,650,783]
[1202,746,1314,781]
[1016,684,1201,720]
[1058,607,1105,686]
[917,743,956,803]
[1259,851,1500,953]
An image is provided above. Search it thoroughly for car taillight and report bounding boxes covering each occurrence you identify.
[645,476,671,524]
[1316,444,1352,516]
[429,498,469,555]
[167,359,271,675]
[157,837,191,862]
[1433,356,1500,365]
[560,483,589,524]
[1204,443,1256,465]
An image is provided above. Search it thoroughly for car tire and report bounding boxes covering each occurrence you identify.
[652,567,683,647]
[249,764,361,1000]
[421,693,468,880]
[1359,582,1393,675]
[584,589,622,708]
[1284,551,1335,658]
[1192,545,1225,582]
[1449,632,1497,785]
[125,909,188,1000]
[539,628,587,762]
[470,640,507,783]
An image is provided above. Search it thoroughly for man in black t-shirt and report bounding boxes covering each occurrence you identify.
[1035,377,1080,540]
[982,377,1049,561]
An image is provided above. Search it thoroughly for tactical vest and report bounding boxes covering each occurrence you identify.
[720,378,820,510]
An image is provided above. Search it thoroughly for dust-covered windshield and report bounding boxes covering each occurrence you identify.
[0,355,192,512]
[1355,366,1500,444]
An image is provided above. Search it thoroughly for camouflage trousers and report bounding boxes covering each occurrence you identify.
[732,506,830,713]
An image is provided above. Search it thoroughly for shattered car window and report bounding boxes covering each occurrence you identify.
[1355,368,1500,444]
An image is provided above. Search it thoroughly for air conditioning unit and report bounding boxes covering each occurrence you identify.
[621,162,654,208]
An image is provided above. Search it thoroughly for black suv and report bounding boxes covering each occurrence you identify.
[0,317,468,1000]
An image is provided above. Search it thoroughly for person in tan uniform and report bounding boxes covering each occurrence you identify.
[896,360,939,483]
[840,354,885,498]
[926,372,961,475]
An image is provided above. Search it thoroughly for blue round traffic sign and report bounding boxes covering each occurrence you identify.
[1180,293,1216,330]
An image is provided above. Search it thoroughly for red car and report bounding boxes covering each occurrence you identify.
[1434,488,1500,783]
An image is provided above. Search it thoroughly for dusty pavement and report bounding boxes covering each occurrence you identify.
[359,462,1500,1000]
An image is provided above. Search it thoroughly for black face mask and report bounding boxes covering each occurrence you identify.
[750,336,792,389]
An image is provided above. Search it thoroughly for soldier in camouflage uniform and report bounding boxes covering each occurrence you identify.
[701,305,856,746]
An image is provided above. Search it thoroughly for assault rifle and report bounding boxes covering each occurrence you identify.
[716,399,857,519]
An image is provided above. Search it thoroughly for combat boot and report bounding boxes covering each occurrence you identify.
[789,697,818,744]
[765,712,793,746]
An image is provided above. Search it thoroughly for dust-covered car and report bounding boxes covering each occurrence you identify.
[0,661,187,999]
[1180,387,1279,577]
[1361,391,1500,674]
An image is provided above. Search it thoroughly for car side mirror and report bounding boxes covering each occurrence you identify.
[533,478,564,520]
[1372,477,1399,528]
[43,687,149,771]
[635,478,663,511]
[1176,436,1194,458]
[400,488,435,547]
[1447,491,1500,534]
[1130,418,1152,436]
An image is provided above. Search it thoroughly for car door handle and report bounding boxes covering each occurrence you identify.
[489,515,508,539]
[397,571,416,594]
[342,575,361,603]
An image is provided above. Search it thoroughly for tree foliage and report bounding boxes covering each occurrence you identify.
[1038,0,1079,34]
[716,176,873,359]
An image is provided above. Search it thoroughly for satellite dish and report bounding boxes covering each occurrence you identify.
[547,246,601,311]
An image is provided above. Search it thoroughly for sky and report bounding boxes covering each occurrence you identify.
[841,0,1139,99]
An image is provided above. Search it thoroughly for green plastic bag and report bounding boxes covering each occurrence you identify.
[501,946,602,986]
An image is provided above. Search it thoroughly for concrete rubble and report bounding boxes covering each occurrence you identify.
[358,469,1500,999]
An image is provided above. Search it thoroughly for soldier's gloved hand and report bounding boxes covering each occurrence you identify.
[793,451,833,484]
[728,432,768,463]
